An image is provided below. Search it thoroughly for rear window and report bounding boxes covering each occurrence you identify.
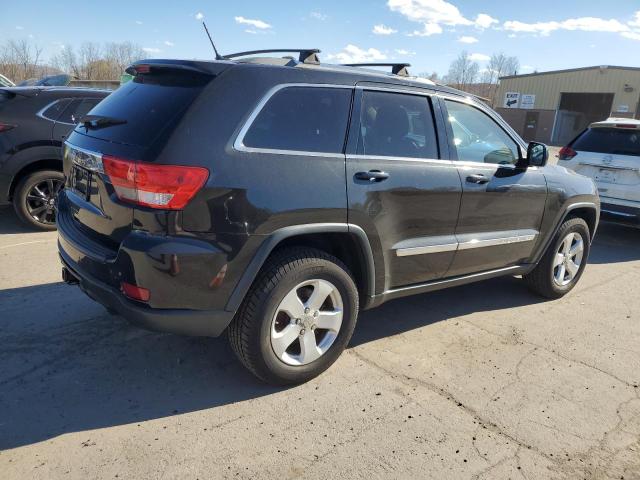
[242,86,352,154]
[572,128,640,157]
[74,71,210,147]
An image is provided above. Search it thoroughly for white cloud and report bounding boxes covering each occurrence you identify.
[629,11,640,28]
[15,25,24,30]
[327,44,387,64]
[373,24,397,35]
[142,47,162,54]
[468,53,490,62]
[164,40,174,47]
[458,35,478,43]
[622,31,640,41]
[195,12,204,21]
[504,16,630,36]
[409,23,443,36]
[395,48,415,55]
[310,11,328,21]
[135,20,143,25]
[235,16,272,29]
[474,13,498,29]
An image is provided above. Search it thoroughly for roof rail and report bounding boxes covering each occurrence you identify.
[342,63,411,77]
[224,49,321,65]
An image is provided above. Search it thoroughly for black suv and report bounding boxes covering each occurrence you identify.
[0,86,109,229]
[57,52,599,384]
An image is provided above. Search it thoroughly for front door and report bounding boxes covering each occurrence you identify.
[441,98,547,277]
[346,88,463,291]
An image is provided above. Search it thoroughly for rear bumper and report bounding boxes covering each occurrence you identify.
[59,247,234,337]
[600,201,640,226]
[56,190,238,337]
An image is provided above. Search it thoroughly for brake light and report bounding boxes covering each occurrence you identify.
[121,282,150,302]
[558,146,577,161]
[615,124,639,129]
[0,122,16,132]
[102,155,208,209]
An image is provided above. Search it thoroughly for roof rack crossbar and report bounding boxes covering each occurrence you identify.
[224,49,321,64]
[342,63,411,77]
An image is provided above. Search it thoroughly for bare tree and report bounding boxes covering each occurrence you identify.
[104,41,144,78]
[445,51,479,87]
[0,39,43,82]
[481,53,520,106]
[51,41,144,80]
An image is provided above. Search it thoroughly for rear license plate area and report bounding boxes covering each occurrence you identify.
[595,169,618,184]
[70,165,91,199]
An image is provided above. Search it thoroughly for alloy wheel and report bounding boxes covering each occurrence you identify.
[25,178,64,225]
[270,279,343,366]
[553,232,585,287]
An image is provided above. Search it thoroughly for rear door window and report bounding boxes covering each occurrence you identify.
[572,128,640,157]
[357,90,439,159]
[41,99,72,121]
[242,86,352,154]
[58,98,103,125]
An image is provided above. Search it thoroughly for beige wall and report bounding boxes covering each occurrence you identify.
[496,67,640,115]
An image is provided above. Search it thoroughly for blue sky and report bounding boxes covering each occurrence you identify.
[3,0,640,77]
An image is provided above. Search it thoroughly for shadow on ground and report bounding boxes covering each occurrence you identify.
[0,219,638,450]
[0,206,36,234]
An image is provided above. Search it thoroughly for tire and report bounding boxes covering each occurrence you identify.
[524,217,590,299]
[13,170,64,231]
[228,247,359,385]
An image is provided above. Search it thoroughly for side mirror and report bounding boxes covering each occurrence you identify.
[526,142,549,167]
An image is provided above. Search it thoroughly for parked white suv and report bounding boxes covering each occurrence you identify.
[560,118,640,226]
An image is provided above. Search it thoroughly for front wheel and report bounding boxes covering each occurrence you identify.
[523,217,590,299]
[227,247,359,385]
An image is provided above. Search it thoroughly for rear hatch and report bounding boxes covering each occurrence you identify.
[62,61,225,250]
[567,124,640,202]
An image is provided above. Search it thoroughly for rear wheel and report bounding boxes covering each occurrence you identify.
[228,247,359,385]
[524,217,590,298]
[13,170,64,231]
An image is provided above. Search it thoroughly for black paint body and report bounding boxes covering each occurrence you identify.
[56,59,600,337]
[0,87,110,205]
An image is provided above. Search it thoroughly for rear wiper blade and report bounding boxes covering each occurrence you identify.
[79,115,127,130]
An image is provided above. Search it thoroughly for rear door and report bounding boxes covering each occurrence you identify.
[346,86,462,290]
[441,97,547,277]
[569,127,640,202]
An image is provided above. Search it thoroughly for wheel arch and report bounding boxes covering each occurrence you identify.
[225,224,377,314]
[8,158,62,201]
[530,201,599,267]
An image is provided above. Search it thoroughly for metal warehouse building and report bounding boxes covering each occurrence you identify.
[495,66,640,146]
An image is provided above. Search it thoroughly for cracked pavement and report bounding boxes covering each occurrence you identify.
[1,206,639,480]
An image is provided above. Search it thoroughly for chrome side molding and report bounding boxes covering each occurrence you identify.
[395,230,538,257]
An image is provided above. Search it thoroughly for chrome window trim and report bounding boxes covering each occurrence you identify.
[233,83,353,158]
[395,230,538,257]
[346,153,453,166]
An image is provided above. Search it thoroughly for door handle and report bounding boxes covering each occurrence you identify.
[466,174,490,184]
[355,170,389,182]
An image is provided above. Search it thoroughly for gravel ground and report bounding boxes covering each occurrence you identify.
[0,206,639,480]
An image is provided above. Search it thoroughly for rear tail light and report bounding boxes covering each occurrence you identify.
[102,155,209,209]
[121,282,150,302]
[0,122,16,132]
[558,146,577,161]
[615,124,639,129]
